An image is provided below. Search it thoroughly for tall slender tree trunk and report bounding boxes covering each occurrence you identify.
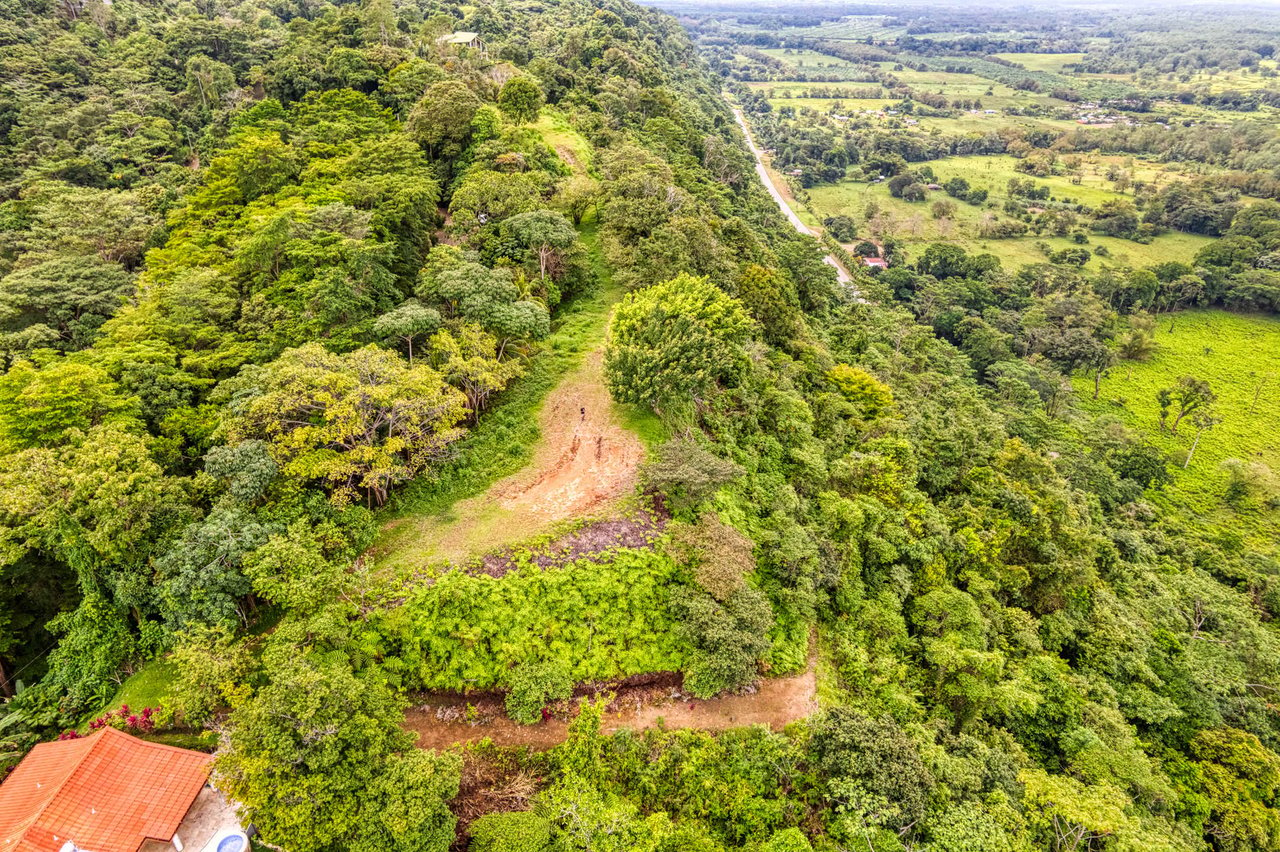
[1251,376,1268,413]
[1185,428,1205,469]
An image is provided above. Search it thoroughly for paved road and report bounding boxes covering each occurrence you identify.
[730,106,853,285]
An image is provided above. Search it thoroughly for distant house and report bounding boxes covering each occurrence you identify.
[863,257,888,269]
[0,728,246,852]
[926,183,942,191]
[439,31,485,51]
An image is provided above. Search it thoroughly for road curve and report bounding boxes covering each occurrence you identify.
[730,105,853,285]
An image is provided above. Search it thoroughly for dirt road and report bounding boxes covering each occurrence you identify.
[404,665,819,751]
[378,347,644,570]
[489,349,642,518]
[730,106,855,287]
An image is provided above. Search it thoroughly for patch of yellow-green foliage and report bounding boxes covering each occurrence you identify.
[1075,310,1280,550]
[377,546,688,691]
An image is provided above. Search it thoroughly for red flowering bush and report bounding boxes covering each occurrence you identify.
[86,704,160,734]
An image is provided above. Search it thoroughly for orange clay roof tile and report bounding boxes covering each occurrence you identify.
[0,728,212,852]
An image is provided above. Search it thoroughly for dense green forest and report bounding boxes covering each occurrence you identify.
[3,0,1280,850]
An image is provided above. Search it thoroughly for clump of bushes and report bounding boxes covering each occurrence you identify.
[469,810,552,852]
[384,549,688,691]
[504,660,574,724]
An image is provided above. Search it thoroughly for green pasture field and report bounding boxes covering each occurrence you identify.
[800,153,1214,269]
[925,154,1192,206]
[751,66,1080,134]
[758,47,859,71]
[1074,310,1280,550]
[955,231,1210,270]
[991,52,1087,73]
[907,113,1078,134]
[760,99,1077,135]
[746,81,884,95]
[766,98,896,113]
[804,15,905,40]
[906,30,1043,43]
[1131,60,1280,94]
[875,64,1021,97]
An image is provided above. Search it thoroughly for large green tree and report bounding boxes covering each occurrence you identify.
[223,343,468,506]
[604,273,755,414]
[216,652,460,852]
[497,76,544,124]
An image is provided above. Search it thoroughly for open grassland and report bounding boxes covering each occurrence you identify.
[765,102,1075,135]
[802,153,1214,269]
[909,29,1044,42]
[532,109,594,175]
[992,52,1087,73]
[747,82,884,97]
[758,47,859,71]
[924,154,1201,206]
[1075,310,1280,550]
[876,64,1024,98]
[803,14,904,40]
[756,71,1080,134]
[1079,60,1280,94]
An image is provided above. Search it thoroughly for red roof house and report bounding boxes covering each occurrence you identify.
[862,257,888,269]
[0,728,214,852]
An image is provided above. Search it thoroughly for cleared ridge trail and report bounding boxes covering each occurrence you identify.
[377,345,645,571]
[386,111,822,750]
[730,104,855,287]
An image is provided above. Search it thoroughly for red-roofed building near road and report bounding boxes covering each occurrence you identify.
[0,727,239,852]
[862,257,888,269]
